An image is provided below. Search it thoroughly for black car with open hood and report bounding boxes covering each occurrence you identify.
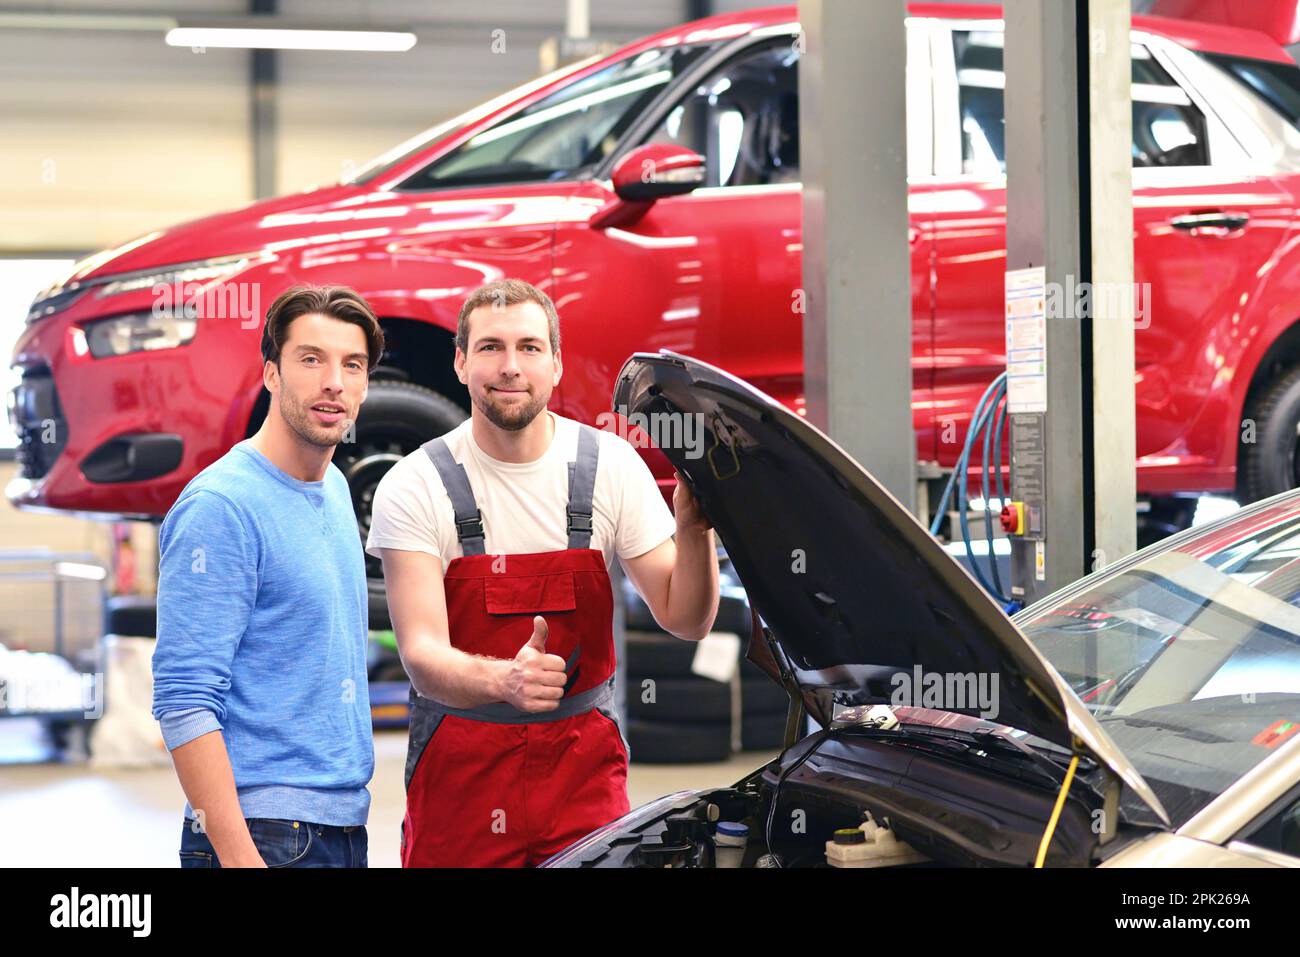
[544,351,1182,868]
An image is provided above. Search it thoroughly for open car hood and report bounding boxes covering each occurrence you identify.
[613,351,1170,827]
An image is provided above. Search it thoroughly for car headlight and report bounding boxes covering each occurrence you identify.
[27,253,270,322]
[84,312,197,358]
[94,255,261,298]
[26,285,87,322]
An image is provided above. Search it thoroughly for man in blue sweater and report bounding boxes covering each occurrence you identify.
[152,285,382,867]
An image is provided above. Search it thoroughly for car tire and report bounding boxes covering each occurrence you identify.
[622,580,661,632]
[1240,364,1300,504]
[712,594,753,636]
[627,718,732,764]
[621,564,753,637]
[740,711,787,751]
[627,676,731,722]
[741,676,789,715]
[625,630,702,678]
[106,595,157,638]
[331,380,467,631]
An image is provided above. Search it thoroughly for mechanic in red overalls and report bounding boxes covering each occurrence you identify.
[366,278,720,867]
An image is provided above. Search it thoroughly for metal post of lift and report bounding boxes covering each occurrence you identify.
[251,0,277,200]
[799,0,916,514]
[1003,0,1135,603]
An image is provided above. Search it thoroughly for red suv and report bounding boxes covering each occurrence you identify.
[13,3,1300,624]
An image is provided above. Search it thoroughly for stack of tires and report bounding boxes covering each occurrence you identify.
[737,658,790,753]
[105,594,157,639]
[622,557,789,764]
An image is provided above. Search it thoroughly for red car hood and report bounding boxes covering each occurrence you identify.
[63,183,363,283]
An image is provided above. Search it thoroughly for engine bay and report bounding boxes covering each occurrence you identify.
[553,728,1150,867]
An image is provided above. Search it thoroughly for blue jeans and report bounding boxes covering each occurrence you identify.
[179,817,368,868]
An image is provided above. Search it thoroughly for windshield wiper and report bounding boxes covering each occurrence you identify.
[970,728,1099,777]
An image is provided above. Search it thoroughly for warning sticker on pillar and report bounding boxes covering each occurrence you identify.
[1010,413,1046,542]
[1006,266,1052,601]
[1005,265,1047,414]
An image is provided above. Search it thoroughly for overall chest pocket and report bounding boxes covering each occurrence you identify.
[483,572,577,616]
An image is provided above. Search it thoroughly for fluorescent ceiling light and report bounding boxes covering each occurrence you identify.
[0,13,177,31]
[165,27,416,52]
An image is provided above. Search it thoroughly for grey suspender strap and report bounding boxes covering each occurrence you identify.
[421,437,486,556]
[410,674,616,724]
[422,425,599,556]
[566,426,600,550]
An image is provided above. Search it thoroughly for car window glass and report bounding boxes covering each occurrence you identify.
[1204,51,1300,131]
[642,41,800,187]
[398,44,711,190]
[953,29,1005,176]
[1130,44,1210,167]
[1019,516,1300,828]
[951,31,1210,175]
[1244,792,1300,859]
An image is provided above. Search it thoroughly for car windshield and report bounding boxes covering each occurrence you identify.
[1017,504,1300,827]
[394,43,712,191]
[344,56,607,186]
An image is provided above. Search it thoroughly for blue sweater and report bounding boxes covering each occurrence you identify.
[151,440,373,826]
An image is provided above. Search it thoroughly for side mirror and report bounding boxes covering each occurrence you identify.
[610,144,706,202]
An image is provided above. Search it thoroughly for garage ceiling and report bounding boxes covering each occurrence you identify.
[0,0,692,253]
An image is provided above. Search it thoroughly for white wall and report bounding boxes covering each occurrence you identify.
[0,1,252,253]
[0,0,692,253]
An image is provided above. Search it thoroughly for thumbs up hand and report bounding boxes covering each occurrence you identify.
[503,616,567,712]
[525,615,549,653]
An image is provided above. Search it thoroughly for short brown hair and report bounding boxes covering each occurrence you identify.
[261,285,385,372]
[456,279,561,355]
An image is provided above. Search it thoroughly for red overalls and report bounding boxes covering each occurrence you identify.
[401,425,631,867]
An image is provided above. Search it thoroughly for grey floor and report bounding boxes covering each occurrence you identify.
[0,718,778,867]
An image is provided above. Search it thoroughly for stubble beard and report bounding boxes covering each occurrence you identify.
[476,384,548,432]
[281,391,349,449]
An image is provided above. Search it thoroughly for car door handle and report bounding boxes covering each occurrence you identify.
[1170,211,1249,233]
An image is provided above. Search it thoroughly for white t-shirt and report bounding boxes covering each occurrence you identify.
[365,411,677,571]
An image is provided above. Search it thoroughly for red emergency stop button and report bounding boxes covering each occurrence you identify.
[1000,501,1025,535]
